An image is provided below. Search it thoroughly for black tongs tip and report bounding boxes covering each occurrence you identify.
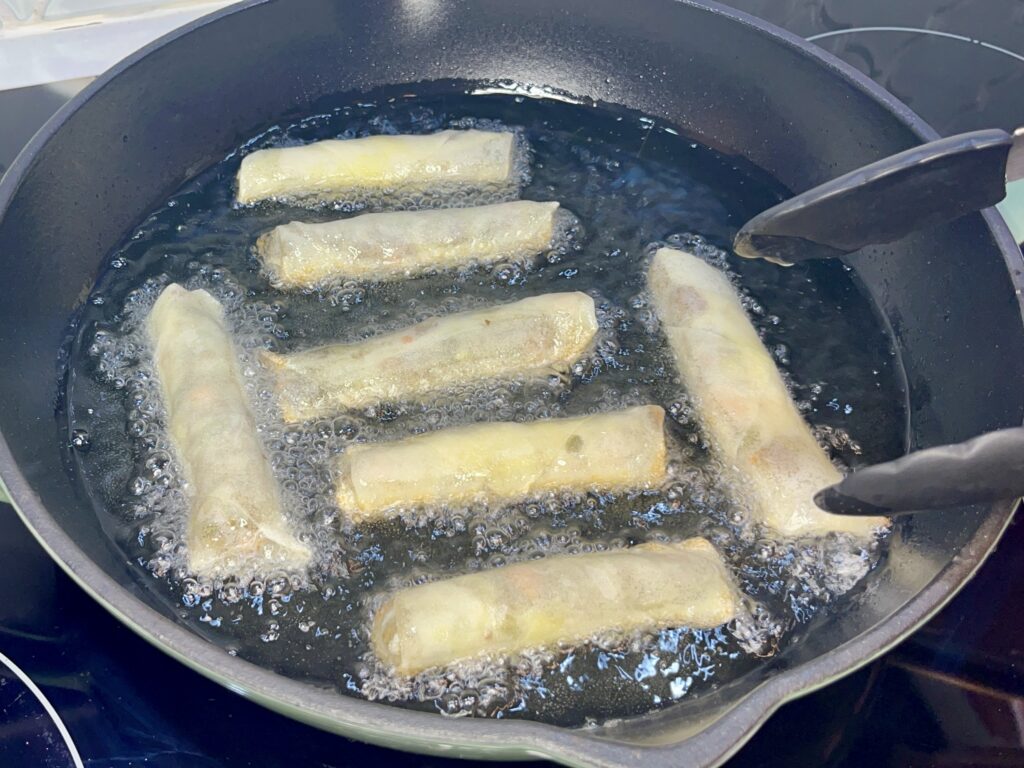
[813,484,892,517]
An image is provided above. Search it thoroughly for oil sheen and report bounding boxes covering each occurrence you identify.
[62,86,906,727]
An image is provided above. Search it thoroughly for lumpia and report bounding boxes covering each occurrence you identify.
[148,284,311,578]
[261,292,598,422]
[647,247,887,538]
[335,405,668,521]
[236,129,516,205]
[372,538,739,676]
[257,200,561,288]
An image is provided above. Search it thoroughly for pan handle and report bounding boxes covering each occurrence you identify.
[734,126,1024,265]
[815,426,1024,516]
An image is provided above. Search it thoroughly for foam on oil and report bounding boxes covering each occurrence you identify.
[63,87,905,727]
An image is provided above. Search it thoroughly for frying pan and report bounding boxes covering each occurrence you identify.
[0,1,1021,766]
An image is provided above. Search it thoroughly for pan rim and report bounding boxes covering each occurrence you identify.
[0,0,1022,766]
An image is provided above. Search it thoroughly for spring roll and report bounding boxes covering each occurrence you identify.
[335,405,667,521]
[236,129,516,204]
[372,538,738,676]
[261,292,598,422]
[647,247,887,538]
[256,200,561,288]
[148,284,310,578]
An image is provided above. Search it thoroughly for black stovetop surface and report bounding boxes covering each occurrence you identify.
[2,1,1024,766]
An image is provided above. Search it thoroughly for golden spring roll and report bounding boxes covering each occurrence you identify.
[261,292,598,422]
[335,405,668,521]
[647,247,888,538]
[236,129,516,204]
[372,538,739,676]
[148,284,311,578]
[257,200,561,288]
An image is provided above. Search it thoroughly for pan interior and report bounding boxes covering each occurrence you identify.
[62,85,906,727]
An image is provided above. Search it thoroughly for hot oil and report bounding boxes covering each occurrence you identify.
[63,87,906,727]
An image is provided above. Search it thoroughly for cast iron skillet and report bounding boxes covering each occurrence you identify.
[0,1,1021,766]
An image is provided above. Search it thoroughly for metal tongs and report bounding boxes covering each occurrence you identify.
[734,127,1024,517]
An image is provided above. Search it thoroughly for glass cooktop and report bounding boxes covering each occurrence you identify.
[1,0,1022,765]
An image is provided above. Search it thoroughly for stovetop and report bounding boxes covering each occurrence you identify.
[2,1,1024,766]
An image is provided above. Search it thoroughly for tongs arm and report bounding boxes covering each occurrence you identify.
[815,427,1024,516]
[735,127,1024,265]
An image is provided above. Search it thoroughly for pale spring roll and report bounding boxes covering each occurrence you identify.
[261,292,598,422]
[372,538,739,676]
[148,284,311,578]
[335,405,668,521]
[257,200,561,288]
[236,129,516,204]
[647,247,888,538]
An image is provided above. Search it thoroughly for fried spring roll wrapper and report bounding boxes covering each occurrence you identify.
[257,201,560,288]
[372,538,739,676]
[261,292,598,422]
[148,285,310,578]
[647,247,888,538]
[335,405,667,521]
[236,129,516,204]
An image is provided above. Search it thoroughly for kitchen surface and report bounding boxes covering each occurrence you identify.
[2,1,1024,766]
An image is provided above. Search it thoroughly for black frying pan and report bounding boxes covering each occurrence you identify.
[0,1,1021,766]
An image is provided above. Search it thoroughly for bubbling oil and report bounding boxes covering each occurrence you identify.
[63,87,905,727]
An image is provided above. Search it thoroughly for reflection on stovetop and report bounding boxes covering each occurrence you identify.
[728,0,1024,136]
[1,0,1023,765]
